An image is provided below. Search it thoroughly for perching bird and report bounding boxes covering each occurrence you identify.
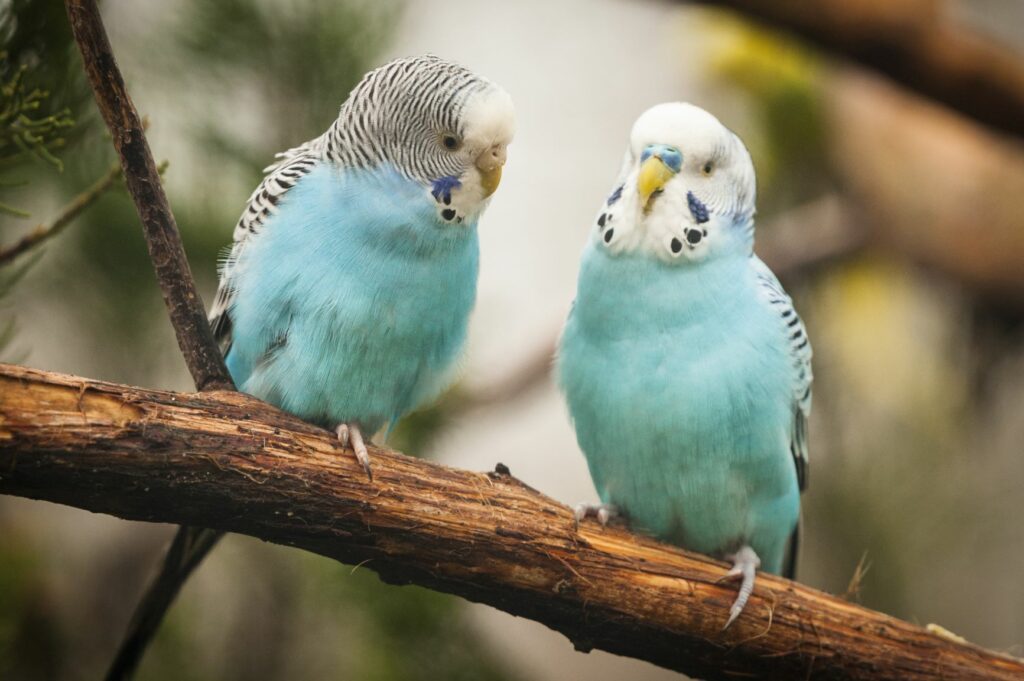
[557,103,811,628]
[106,55,514,681]
[212,55,515,475]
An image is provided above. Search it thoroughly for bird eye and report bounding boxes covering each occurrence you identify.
[442,134,461,151]
[702,161,714,176]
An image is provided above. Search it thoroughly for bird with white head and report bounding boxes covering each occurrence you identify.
[559,102,811,628]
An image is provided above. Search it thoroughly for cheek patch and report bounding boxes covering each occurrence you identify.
[431,175,462,204]
[433,176,466,223]
[687,190,710,224]
[607,184,624,206]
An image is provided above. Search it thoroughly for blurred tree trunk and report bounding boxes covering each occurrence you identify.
[690,0,1024,139]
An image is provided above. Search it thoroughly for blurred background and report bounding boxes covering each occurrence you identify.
[2,0,1024,679]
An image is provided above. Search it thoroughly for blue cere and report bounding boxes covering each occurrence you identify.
[641,144,682,173]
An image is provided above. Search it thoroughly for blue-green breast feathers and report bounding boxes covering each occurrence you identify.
[558,245,806,573]
[225,164,479,432]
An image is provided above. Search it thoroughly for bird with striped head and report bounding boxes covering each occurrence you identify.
[107,57,515,680]
[211,55,516,474]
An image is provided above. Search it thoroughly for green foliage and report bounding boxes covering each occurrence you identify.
[0,53,74,174]
[1,0,91,173]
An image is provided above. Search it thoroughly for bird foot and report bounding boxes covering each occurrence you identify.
[573,503,619,529]
[718,545,761,629]
[335,422,372,481]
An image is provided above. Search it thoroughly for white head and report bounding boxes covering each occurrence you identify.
[593,103,756,263]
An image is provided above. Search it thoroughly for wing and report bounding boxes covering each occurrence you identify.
[208,139,325,354]
[751,256,813,492]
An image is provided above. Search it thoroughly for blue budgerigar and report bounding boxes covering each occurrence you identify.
[106,56,514,679]
[558,103,811,627]
[210,55,515,476]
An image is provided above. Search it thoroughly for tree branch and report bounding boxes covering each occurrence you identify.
[64,0,231,391]
[0,160,170,268]
[690,0,1024,139]
[63,3,235,675]
[2,363,1022,681]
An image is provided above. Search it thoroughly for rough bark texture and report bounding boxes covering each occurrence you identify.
[692,0,1024,139]
[64,0,231,392]
[2,364,1022,681]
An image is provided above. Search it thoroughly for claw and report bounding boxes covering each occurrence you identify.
[573,503,588,528]
[573,503,619,529]
[335,423,350,448]
[335,422,373,481]
[722,545,760,629]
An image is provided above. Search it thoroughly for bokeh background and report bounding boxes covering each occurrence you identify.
[3,0,1024,679]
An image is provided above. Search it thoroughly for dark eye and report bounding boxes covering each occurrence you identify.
[442,134,461,151]
[702,161,714,175]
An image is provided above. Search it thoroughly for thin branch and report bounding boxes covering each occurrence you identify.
[64,0,232,392]
[0,163,120,264]
[63,2,234,675]
[690,0,1024,139]
[0,161,169,267]
[2,363,1023,681]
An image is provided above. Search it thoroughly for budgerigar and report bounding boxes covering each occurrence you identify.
[557,103,811,627]
[211,54,515,475]
[107,55,514,680]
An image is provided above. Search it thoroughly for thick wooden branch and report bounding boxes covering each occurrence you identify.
[2,364,1022,681]
[64,0,231,391]
[690,0,1024,139]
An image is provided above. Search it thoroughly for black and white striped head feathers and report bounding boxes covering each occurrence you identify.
[324,55,515,223]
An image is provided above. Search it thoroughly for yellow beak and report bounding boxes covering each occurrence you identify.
[476,144,507,198]
[637,155,677,211]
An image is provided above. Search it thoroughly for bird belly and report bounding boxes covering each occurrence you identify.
[226,169,479,433]
[560,314,800,571]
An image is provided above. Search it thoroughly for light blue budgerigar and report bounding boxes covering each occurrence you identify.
[211,54,515,476]
[558,103,811,628]
[106,56,514,680]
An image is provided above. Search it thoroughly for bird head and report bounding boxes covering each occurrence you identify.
[593,103,756,263]
[334,55,514,226]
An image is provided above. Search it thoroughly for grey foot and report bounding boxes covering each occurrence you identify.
[335,422,372,481]
[574,503,619,529]
[718,545,761,629]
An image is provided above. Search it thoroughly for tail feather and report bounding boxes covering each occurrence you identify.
[782,519,800,580]
[105,526,224,681]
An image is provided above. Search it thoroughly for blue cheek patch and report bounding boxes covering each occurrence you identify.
[687,190,710,224]
[431,175,462,205]
[607,184,624,206]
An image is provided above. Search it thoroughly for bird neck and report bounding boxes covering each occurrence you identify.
[573,246,752,340]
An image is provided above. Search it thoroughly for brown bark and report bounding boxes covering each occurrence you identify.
[64,0,231,392]
[691,0,1024,140]
[64,3,234,675]
[2,363,1022,681]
